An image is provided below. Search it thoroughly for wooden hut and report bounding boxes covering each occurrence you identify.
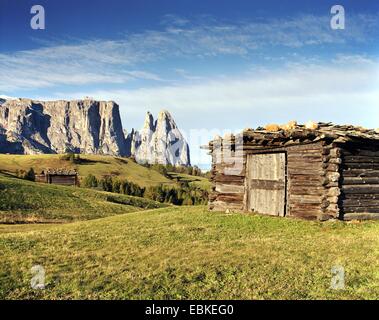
[35,169,78,186]
[207,122,379,221]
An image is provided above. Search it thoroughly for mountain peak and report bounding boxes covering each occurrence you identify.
[143,111,155,130]
[130,110,190,166]
[157,109,178,131]
[0,98,127,156]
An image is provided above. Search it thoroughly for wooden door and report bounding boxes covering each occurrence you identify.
[246,153,286,216]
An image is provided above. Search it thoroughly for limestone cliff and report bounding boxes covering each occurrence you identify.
[0,98,191,166]
[0,98,127,155]
[127,110,191,166]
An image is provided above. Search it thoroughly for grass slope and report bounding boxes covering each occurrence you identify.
[0,154,175,188]
[0,174,167,223]
[167,172,211,191]
[1,206,379,299]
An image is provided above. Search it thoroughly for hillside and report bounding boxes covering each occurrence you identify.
[0,174,167,223]
[167,172,211,191]
[0,154,175,188]
[1,206,379,299]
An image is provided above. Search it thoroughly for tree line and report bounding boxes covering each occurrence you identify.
[83,174,208,205]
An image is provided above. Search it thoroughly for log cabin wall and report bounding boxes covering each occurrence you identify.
[209,140,247,212]
[244,141,337,220]
[282,142,325,220]
[339,144,379,220]
[208,123,379,220]
[285,141,341,220]
[209,140,342,220]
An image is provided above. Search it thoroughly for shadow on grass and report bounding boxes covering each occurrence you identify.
[75,159,111,165]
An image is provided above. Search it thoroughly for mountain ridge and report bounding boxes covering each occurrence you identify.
[0,97,190,166]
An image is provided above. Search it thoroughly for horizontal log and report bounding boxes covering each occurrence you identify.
[287,155,323,160]
[342,212,379,220]
[288,210,321,220]
[216,193,244,202]
[289,197,323,204]
[342,163,379,170]
[342,149,379,157]
[340,194,379,200]
[290,179,324,185]
[287,169,325,175]
[215,183,245,194]
[289,183,324,188]
[290,194,324,200]
[287,143,323,152]
[214,174,245,185]
[341,185,379,194]
[342,207,379,213]
[288,164,322,170]
[341,169,379,177]
[343,156,379,163]
[341,177,379,185]
[289,204,322,210]
[340,199,379,206]
[289,192,324,197]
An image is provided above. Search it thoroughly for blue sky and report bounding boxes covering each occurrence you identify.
[0,0,378,167]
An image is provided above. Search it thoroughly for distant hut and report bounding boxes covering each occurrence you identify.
[207,122,379,221]
[36,169,78,186]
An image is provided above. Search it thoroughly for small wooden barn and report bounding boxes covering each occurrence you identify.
[207,122,379,221]
[35,169,78,186]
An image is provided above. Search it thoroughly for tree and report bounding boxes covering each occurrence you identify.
[83,174,98,188]
[112,180,121,193]
[121,180,129,195]
[25,168,35,181]
[99,176,113,192]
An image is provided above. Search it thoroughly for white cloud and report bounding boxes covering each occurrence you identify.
[1,13,378,91]
[49,55,378,166]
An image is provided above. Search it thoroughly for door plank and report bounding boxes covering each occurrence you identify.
[247,153,286,216]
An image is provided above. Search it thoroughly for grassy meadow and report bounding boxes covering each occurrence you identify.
[0,154,175,188]
[1,154,379,300]
[1,206,379,299]
[0,174,167,223]
[167,172,212,191]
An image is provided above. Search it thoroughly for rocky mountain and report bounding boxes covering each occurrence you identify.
[0,98,191,166]
[127,110,191,166]
[0,98,127,155]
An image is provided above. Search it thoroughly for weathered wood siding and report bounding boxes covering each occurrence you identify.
[49,175,77,186]
[209,138,246,211]
[340,147,379,220]
[246,153,286,216]
[209,140,342,220]
[285,142,340,220]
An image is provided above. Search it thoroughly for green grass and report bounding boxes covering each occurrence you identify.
[1,206,379,299]
[0,154,175,188]
[0,174,167,223]
[167,172,211,191]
